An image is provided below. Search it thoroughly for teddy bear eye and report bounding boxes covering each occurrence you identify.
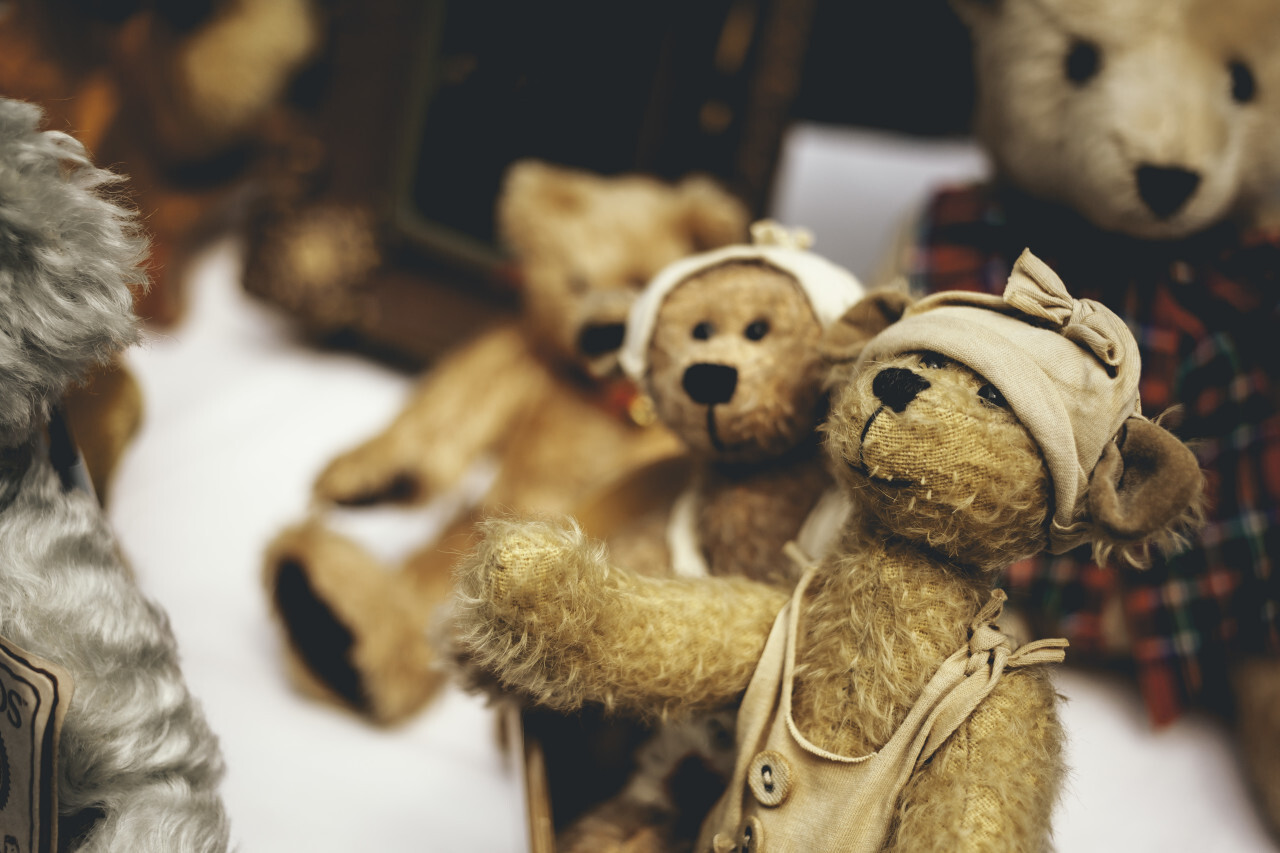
[1065,39,1101,86]
[1230,59,1257,104]
[744,320,770,341]
[978,383,1008,409]
[919,352,949,369]
[692,321,714,340]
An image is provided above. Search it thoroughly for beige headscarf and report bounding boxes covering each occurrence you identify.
[859,249,1142,553]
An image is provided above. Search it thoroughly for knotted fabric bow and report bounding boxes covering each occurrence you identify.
[1004,249,1127,370]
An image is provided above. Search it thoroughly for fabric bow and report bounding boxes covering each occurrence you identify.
[1004,248,1128,369]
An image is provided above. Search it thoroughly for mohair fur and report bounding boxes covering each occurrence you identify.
[0,98,228,851]
[880,0,1280,833]
[544,252,858,852]
[262,160,747,724]
[451,282,1207,851]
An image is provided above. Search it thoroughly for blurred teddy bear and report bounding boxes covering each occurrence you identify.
[262,160,748,725]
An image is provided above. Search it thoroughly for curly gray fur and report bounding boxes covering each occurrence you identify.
[0,99,228,850]
[0,99,145,446]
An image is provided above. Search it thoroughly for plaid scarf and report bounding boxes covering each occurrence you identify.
[896,183,1280,725]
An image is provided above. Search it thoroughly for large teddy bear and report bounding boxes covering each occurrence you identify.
[548,223,864,852]
[0,99,227,851]
[263,160,747,724]
[879,0,1280,829]
[452,250,1205,851]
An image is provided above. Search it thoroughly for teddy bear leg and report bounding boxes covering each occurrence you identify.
[1231,656,1280,836]
[264,518,450,723]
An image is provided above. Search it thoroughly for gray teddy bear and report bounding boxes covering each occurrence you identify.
[0,98,228,850]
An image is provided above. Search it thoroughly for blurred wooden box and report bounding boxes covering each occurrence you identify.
[244,0,816,365]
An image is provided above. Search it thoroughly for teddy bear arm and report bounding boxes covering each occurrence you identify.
[888,668,1064,853]
[451,518,786,718]
[314,322,550,504]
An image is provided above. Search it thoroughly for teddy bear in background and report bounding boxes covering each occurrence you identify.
[262,160,748,725]
[545,223,864,852]
[878,0,1280,829]
[451,250,1205,852]
[0,98,227,851]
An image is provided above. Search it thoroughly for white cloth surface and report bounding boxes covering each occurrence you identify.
[101,122,1275,852]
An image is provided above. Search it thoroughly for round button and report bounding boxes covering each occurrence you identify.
[740,816,764,852]
[747,750,791,807]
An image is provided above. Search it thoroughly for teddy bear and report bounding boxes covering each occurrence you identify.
[0,98,228,851]
[877,0,1280,830]
[449,249,1206,852]
[261,159,748,725]
[540,222,864,853]
[0,0,319,501]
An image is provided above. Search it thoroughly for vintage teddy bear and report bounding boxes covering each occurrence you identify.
[548,223,864,852]
[451,250,1206,851]
[0,99,228,851]
[879,0,1280,829]
[262,160,748,724]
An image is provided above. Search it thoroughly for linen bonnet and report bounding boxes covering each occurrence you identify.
[618,221,866,382]
[858,248,1143,553]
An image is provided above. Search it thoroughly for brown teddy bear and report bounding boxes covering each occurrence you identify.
[262,160,747,724]
[450,250,1206,852]
[879,0,1280,830]
[550,222,865,852]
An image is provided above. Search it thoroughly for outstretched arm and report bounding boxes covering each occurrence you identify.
[315,322,551,505]
[450,517,788,720]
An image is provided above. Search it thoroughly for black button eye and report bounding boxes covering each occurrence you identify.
[1065,39,1101,85]
[1230,59,1257,104]
[692,321,714,340]
[978,383,1008,408]
[744,319,769,341]
[919,352,948,369]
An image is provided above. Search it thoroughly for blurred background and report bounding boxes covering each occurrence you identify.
[0,0,1274,850]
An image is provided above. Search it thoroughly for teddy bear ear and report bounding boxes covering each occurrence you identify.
[818,288,913,364]
[949,0,1002,27]
[674,175,750,251]
[496,160,589,255]
[1087,416,1206,566]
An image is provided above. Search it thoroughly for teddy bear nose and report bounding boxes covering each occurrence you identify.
[872,367,930,413]
[1135,164,1201,219]
[683,363,738,405]
[578,322,626,356]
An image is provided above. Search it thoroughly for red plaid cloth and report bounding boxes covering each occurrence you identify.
[897,183,1280,725]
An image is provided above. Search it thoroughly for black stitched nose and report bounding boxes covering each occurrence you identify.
[682,363,738,405]
[1136,165,1201,219]
[872,367,930,413]
[578,322,626,356]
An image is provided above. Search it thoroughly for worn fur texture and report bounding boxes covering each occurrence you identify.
[549,253,857,852]
[262,160,747,724]
[0,98,227,851]
[452,284,1206,851]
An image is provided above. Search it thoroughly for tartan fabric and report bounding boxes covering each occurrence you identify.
[898,183,1280,724]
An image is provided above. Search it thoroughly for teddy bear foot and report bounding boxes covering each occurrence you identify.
[1232,656,1280,837]
[264,521,444,724]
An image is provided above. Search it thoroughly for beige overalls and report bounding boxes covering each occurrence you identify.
[698,568,1068,853]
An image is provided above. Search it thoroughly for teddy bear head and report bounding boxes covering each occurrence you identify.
[823,250,1204,572]
[618,223,865,463]
[953,0,1280,239]
[497,160,748,378]
[0,98,146,445]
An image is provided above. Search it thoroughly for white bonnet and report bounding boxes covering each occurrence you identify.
[618,221,866,382]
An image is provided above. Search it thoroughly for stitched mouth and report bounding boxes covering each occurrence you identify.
[850,404,911,485]
[707,406,727,453]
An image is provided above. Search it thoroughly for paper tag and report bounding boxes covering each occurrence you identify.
[0,637,73,853]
